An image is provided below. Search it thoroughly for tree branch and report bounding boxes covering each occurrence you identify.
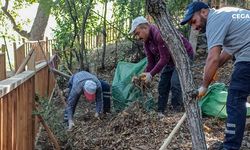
[1,0,30,38]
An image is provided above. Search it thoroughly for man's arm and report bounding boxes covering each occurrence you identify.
[219,50,232,67]
[144,45,155,72]
[66,89,81,121]
[202,46,222,88]
[149,34,169,76]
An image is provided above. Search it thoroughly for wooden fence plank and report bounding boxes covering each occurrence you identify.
[2,98,7,150]
[16,86,20,150]
[28,77,35,150]
[7,94,12,150]
[0,53,6,80]
[12,89,17,150]
[14,44,25,73]
[23,82,27,150]
[0,97,3,149]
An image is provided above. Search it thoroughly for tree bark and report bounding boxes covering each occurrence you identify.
[146,0,207,149]
[101,0,108,69]
[29,2,51,40]
[80,0,93,70]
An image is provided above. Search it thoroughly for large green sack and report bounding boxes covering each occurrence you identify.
[199,83,250,118]
[112,58,147,111]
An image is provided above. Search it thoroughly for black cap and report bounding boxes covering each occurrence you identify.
[180,2,209,25]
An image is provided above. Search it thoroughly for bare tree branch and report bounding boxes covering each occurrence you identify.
[1,0,30,38]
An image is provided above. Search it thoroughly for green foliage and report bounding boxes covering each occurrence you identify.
[165,0,191,37]
[0,0,52,40]
[113,0,145,33]
[34,96,69,144]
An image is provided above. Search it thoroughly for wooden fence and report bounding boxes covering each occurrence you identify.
[0,39,57,150]
[0,37,54,81]
[84,19,131,50]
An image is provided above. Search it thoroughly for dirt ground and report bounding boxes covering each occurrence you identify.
[35,48,250,150]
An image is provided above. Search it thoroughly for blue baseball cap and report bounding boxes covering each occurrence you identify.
[180,2,209,25]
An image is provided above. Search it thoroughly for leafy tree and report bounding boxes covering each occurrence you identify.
[0,0,53,40]
[52,0,99,70]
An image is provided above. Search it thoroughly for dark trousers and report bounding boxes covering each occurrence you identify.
[100,80,111,113]
[158,66,182,113]
[223,62,250,150]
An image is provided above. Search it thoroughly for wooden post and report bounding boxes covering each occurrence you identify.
[0,53,6,80]
[27,49,36,71]
[13,42,18,72]
[45,37,50,60]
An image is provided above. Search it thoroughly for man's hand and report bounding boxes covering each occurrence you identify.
[197,86,208,99]
[139,72,152,83]
[68,119,75,131]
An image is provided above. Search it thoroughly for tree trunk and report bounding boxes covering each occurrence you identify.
[101,0,108,69]
[29,2,51,40]
[2,0,51,40]
[146,1,207,149]
[80,0,93,70]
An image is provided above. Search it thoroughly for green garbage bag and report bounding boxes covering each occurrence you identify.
[112,58,149,111]
[199,83,250,118]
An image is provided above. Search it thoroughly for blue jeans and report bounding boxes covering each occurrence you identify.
[158,66,182,113]
[223,62,250,150]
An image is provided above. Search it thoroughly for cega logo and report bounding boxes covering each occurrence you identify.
[232,13,250,19]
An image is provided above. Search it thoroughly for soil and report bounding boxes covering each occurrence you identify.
[35,48,250,150]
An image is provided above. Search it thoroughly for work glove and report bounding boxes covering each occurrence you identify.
[68,119,75,131]
[139,72,152,83]
[197,86,208,99]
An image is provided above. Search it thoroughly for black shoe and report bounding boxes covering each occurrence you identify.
[103,108,111,114]
[172,105,185,112]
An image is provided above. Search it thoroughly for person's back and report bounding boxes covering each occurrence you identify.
[206,7,250,63]
[72,71,101,87]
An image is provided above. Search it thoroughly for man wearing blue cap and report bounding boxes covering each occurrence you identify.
[181,2,250,150]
